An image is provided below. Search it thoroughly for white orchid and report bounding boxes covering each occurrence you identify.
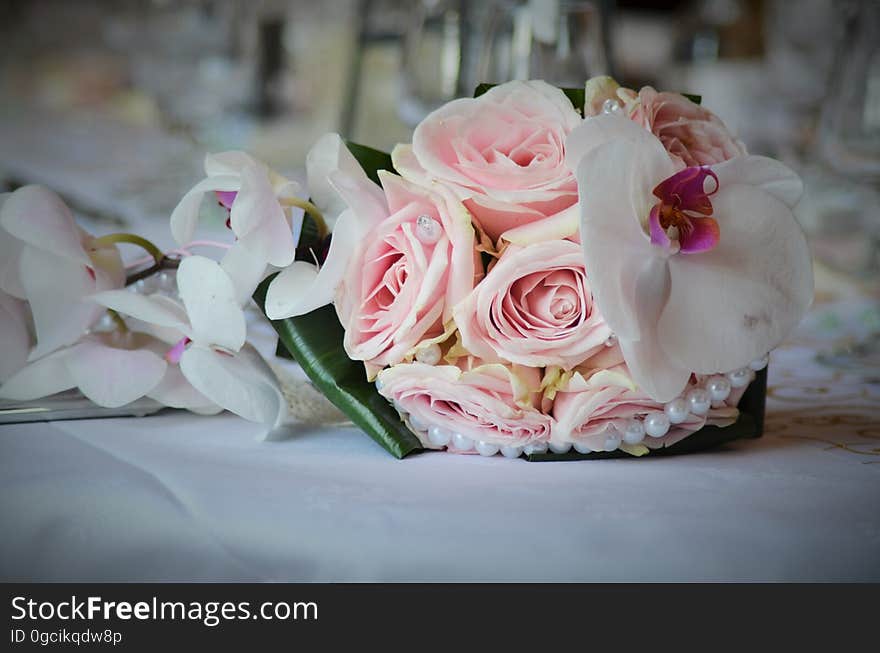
[170,151,308,304]
[0,185,125,360]
[93,255,287,427]
[0,290,32,383]
[0,330,169,408]
[263,133,386,320]
[565,115,813,402]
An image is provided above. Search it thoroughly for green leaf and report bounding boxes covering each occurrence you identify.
[297,212,323,250]
[474,82,585,113]
[254,276,424,459]
[681,92,702,105]
[344,141,395,186]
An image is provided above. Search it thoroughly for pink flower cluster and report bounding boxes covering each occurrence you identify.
[333,79,752,456]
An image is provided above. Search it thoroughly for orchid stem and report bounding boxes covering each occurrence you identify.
[93,233,165,267]
[282,198,328,240]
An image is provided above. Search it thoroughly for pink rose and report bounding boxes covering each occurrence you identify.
[454,239,611,369]
[376,361,551,450]
[622,86,746,167]
[552,365,706,452]
[338,173,478,376]
[551,365,745,452]
[393,80,583,245]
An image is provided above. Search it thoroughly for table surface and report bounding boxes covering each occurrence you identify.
[1,107,878,582]
[2,291,879,582]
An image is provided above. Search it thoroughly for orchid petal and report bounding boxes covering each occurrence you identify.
[658,183,813,374]
[267,208,364,319]
[618,256,692,401]
[219,242,269,306]
[0,347,75,400]
[20,247,102,360]
[329,169,389,227]
[169,175,240,245]
[147,363,221,413]
[179,343,286,427]
[66,335,167,408]
[91,289,190,332]
[306,133,370,225]
[574,133,674,341]
[566,114,662,177]
[229,165,296,267]
[712,155,804,208]
[264,261,319,319]
[0,186,90,265]
[0,242,24,298]
[204,151,257,177]
[0,293,31,382]
[176,255,246,351]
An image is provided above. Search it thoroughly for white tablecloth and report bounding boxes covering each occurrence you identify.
[2,292,879,581]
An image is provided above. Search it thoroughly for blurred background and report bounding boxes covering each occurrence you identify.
[0,0,877,289]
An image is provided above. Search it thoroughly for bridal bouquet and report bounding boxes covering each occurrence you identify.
[0,77,813,460]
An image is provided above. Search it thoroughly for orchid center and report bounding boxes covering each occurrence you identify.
[165,337,191,364]
[648,166,720,254]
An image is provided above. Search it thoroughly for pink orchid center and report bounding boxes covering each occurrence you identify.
[215,190,237,230]
[165,337,191,364]
[648,166,720,254]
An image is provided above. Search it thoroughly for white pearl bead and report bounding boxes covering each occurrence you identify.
[603,435,621,451]
[408,414,428,432]
[549,441,572,454]
[95,312,117,332]
[604,334,617,347]
[601,98,622,115]
[664,398,689,424]
[155,270,176,293]
[374,378,385,391]
[727,368,751,387]
[644,412,670,438]
[452,432,474,451]
[523,442,548,455]
[705,375,731,401]
[573,441,594,454]
[749,354,769,371]
[686,388,711,415]
[415,214,442,245]
[622,419,645,444]
[427,425,451,446]
[475,441,499,457]
[415,343,442,365]
[500,445,523,459]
